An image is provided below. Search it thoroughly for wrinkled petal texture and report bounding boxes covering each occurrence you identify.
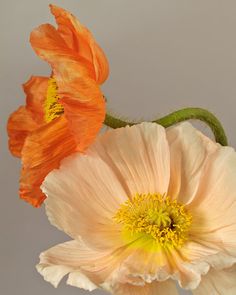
[193,265,236,295]
[37,239,179,294]
[9,6,108,206]
[20,116,77,207]
[42,123,170,248]
[37,239,103,289]
[30,4,109,84]
[40,122,236,292]
[30,22,106,150]
[167,123,236,289]
[7,76,48,157]
[113,280,178,295]
[50,4,109,84]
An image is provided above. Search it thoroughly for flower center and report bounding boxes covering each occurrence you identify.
[44,78,64,123]
[114,193,192,250]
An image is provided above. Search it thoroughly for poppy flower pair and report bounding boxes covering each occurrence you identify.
[7,4,236,295]
[7,5,109,207]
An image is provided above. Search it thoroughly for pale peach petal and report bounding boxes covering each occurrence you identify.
[37,239,98,289]
[37,238,127,290]
[89,122,170,197]
[36,264,72,288]
[39,122,236,293]
[163,242,235,290]
[114,246,170,282]
[182,241,236,271]
[112,280,178,295]
[113,238,210,290]
[172,259,210,290]
[193,264,236,295]
[42,151,128,249]
[67,272,97,291]
[166,122,218,203]
[205,252,236,270]
[37,238,179,294]
[188,147,236,256]
[42,123,170,248]
[120,241,232,291]
[165,139,236,289]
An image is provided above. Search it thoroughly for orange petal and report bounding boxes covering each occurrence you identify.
[30,23,106,151]
[53,57,105,151]
[7,76,48,157]
[30,24,94,79]
[61,97,105,152]
[7,106,39,157]
[50,4,109,84]
[24,75,49,124]
[30,6,109,84]
[20,115,77,207]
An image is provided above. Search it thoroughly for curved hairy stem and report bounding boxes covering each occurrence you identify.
[104,107,228,146]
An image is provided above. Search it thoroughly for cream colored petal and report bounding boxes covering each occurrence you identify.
[36,264,72,288]
[166,122,218,203]
[42,123,170,249]
[89,122,170,197]
[205,252,236,270]
[188,146,236,256]
[115,246,170,282]
[42,152,127,249]
[165,135,236,289]
[183,240,236,269]
[118,246,208,291]
[173,260,210,290]
[112,280,178,295]
[193,264,236,295]
[36,239,119,290]
[67,272,97,291]
[169,241,236,291]
[109,243,206,290]
[154,280,179,295]
[174,242,236,291]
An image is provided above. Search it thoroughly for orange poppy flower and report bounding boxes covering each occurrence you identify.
[7,5,109,207]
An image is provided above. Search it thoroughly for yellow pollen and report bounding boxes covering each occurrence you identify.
[114,193,192,250]
[44,78,64,123]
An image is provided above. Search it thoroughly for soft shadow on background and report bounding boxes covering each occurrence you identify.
[1,0,236,294]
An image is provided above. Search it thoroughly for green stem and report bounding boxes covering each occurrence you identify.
[104,107,228,146]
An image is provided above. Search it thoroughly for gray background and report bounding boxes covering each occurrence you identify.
[1,0,236,294]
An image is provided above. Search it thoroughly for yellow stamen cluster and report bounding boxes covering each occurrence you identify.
[44,78,64,123]
[114,193,192,249]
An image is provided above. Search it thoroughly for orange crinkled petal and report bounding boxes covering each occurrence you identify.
[7,106,40,157]
[7,76,48,157]
[52,57,105,151]
[31,5,109,84]
[11,7,108,207]
[30,24,94,79]
[61,96,105,152]
[50,4,109,84]
[20,115,77,207]
[30,23,106,151]
[24,75,49,124]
